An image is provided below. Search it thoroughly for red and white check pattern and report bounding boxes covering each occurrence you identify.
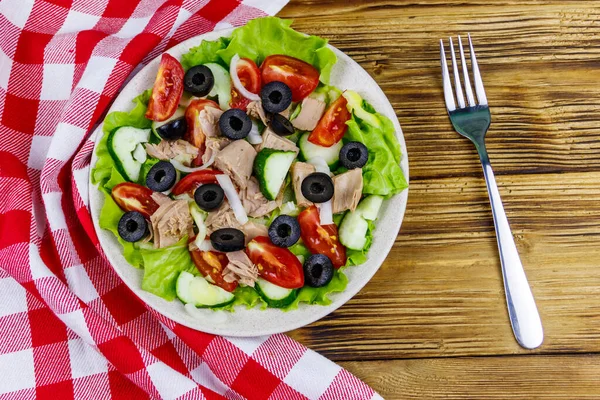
[0,0,381,398]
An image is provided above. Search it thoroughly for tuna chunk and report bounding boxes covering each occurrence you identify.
[202,137,231,165]
[223,250,258,287]
[292,97,326,131]
[145,140,199,166]
[331,168,363,214]
[247,101,269,125]
[291,162,316,208]
[205,202,242,234]
[150,192,172,206]
[150,200,194,248]
[241,221,268,244]
[199,106,223,138]
[241,177,280,218]
[214,140,257,189]
[255,129,299,155]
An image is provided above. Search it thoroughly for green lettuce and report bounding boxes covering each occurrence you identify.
[181,37,230,71]
[139,237,197,301]
[285,269,348,310]
[216,17,337,83]
[98,191,144,268]
[92,90,152,192]
[345,103,408,197]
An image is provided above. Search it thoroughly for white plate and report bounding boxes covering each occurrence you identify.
[89,27,409,337]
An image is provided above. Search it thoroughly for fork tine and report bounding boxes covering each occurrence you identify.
[448,38,465,109]
[458,36,476,107]
[440,39,456,112]
[468,33,488,106]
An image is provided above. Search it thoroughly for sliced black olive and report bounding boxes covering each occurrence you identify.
[303,254,334,288]
[210,228,245,252]
[269,114,295,136]
[194,183,224,211]
[184,65,214,97]
[261,81,292,114]
[118,211,148,243]
[156,117,187,140]
[219,108,252,140]
[146,161,177,192]
[268,215,301,248]
[339,141,368,169]
[301,172,334,203]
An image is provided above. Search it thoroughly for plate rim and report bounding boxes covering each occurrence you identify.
[88,26,410,337]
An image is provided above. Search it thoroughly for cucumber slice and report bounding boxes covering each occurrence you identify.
[205,63,231,110]
[151,107,185,139]
[356,195,384,221]
[107,126,151,182]
[298,133,342,168]
[338,210,369,251]
[176,271,235,308]
[254,149,296,201]
[255,278,298,308]
[343,90,381,128]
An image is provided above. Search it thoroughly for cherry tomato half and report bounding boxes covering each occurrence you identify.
[230,57,261,111]
[261,55,320,102]
[112,183,159,219]
[297,206,347,268]
[146,53,184,122]
[307,94,351,147]
[190,249,238,292]
[246,236,304,289]
[185,99,220,166]
[171,169,222,196]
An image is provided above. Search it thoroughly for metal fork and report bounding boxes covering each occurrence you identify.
[440,35,543,349]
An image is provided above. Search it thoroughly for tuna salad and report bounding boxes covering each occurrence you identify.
[92,17,407,311]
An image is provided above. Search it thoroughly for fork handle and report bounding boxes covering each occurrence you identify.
[476,142,544,349]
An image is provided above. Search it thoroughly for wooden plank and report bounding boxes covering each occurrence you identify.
[287,173,600,360]
[339,354,600,399]
[279,2,600,179]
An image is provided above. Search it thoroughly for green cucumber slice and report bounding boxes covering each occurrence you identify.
[298,133,342,168]
[338,210,369,251]
[356,195,384,221]
[253,149,296,201]
[176,271,235,308]
[205,63,231,110]
[107,126,151,182]
[255,278,298,308]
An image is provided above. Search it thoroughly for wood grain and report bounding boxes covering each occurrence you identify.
[279,0,600,397]
[340,354,600,399]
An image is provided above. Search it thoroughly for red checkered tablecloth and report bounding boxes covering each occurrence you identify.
[0,0,381,398]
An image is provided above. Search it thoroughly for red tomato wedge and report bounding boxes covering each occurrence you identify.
[190,249,238,292]
[185,99,220,166]
[246,236,304,289]
[171,169,222,196]
[146,53,184,122]
[297,206,347,268]
[230,57,261,111]
[112,183,159,219]
[261,55,320,102]
[307,94,351,147]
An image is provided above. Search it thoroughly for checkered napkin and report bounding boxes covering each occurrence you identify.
[0,0,381,399]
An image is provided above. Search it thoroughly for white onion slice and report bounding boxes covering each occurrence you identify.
[247,121,263,145]
[198,240,215,252]
[307,156,331,175]
[173,193,192,201]
[216,174,248,225]
[170,154,215,173]
[279,201,297,215]
[230,54,260,102]
[318,200,333,225]
[133,143,147,163]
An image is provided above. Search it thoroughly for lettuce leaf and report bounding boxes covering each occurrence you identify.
[91,90,152,192]
[216,17,337,83]
[345,103,408,197]
[139,237,197,301]
[284,269,348,310]
[98,191,144,269]
[181,37,230,71]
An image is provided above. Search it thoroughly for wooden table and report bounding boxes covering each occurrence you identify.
[280,1,600,398]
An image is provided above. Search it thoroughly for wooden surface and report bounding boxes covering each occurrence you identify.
[279,1,600,398]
